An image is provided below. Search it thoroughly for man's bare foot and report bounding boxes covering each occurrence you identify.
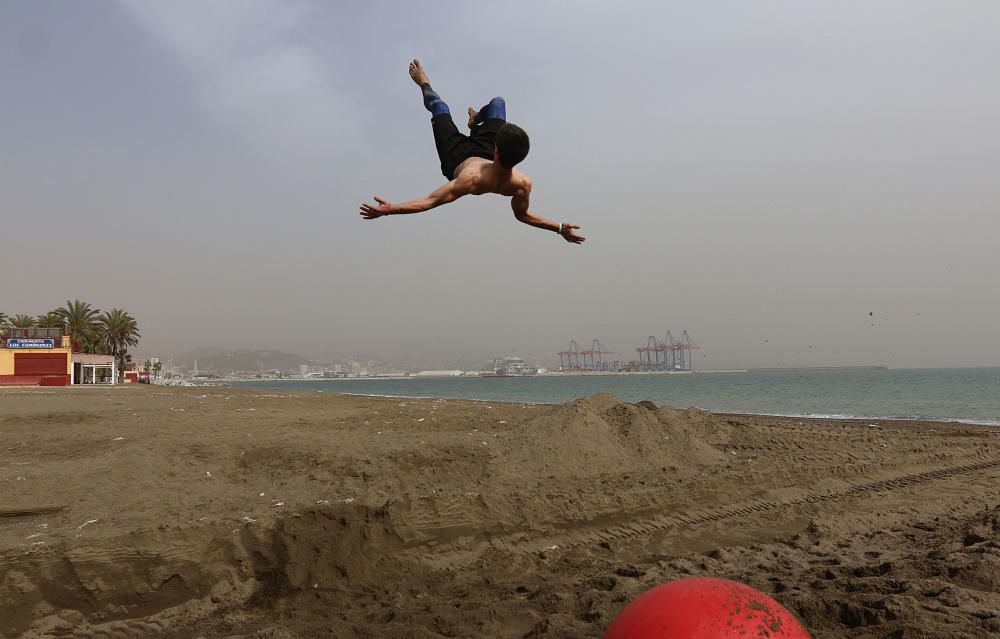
[409,59,429,86]
[467,107,478,128]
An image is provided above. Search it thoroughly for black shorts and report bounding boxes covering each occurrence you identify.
[431,115,506,179]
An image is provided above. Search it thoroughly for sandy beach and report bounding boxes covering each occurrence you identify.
[3,386,1000,638]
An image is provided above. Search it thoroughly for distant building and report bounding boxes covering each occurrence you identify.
[74,353,117,384]
[0,328,73,386]
[414,370,464,377]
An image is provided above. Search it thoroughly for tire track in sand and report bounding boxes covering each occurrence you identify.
[510,456,1000,554]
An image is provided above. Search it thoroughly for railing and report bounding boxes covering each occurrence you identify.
[2,327,69,349]
[5,327,64,340]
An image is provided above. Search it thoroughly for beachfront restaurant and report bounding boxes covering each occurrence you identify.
[0,328,73,386]
[73,353,117,385]
[1,328,119,386]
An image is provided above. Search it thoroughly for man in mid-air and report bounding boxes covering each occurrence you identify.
[359,60,585,244]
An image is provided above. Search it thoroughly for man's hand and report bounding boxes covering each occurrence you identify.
[560,223,586,244]
[359,196,394,219]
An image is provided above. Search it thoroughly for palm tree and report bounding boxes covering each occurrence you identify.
[11,314,35,329]
[54,300,99,351]
[35,312,64,328]
[80,332,106,355]
[97,309,140,378]
[0,312,8,338]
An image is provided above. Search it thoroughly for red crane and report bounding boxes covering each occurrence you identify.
[557,340,581,370]
[581,339,615,371]
[673,330,700,370]
[635,330,701,371]
[636,335,666,369]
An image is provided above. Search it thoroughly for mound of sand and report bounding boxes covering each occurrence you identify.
[495,393,735,477]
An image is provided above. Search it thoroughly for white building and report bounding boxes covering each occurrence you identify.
[73,353,117,384]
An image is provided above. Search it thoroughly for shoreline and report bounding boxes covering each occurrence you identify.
[200,365,890,383]
[288,389,1000,427]
[222,380,1000,428]
[9,378,999,426]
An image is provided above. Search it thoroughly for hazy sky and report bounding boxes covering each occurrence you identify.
[3,1,999,370]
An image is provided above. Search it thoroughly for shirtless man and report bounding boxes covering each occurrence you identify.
[359,60,585,244]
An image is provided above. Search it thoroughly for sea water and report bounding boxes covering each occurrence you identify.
[233,368,1000,425]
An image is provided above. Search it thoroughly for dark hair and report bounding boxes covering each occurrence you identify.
[495,123,530,169]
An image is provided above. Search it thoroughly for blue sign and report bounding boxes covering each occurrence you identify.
[6,338,55,349]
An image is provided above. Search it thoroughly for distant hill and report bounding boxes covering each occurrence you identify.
[172,348,311,374]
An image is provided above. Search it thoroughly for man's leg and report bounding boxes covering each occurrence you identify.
[408,59,468,179]
[468,97,506,128]
[421,85,450,117]
[409,59,450,116]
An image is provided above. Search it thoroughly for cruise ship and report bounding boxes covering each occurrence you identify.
[481,355,537,377]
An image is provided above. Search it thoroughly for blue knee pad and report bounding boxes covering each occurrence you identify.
[422,85,450,117]
[479,97,506,121]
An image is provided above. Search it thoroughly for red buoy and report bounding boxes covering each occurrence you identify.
[604,577,812,638]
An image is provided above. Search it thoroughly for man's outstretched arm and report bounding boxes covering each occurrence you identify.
[511,185,585,244]
[360,176,474,219]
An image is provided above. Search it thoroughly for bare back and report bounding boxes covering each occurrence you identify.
[452,157,531,198]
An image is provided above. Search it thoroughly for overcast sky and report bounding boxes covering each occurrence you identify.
[3,1,999,370]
